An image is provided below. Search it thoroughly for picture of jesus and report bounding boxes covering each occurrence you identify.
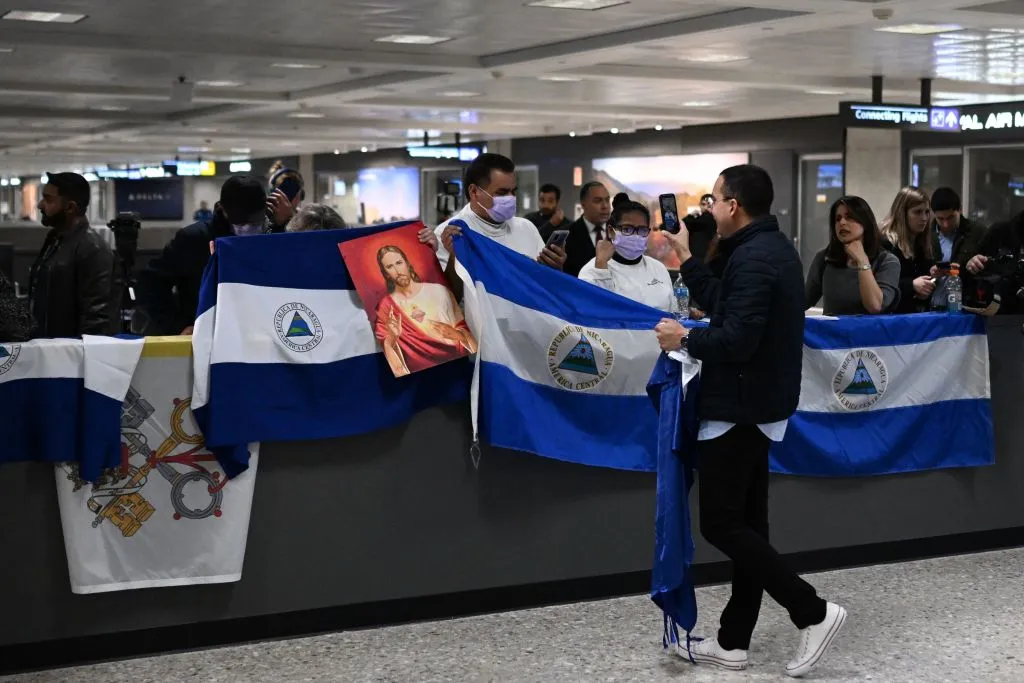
[374,245,477,377]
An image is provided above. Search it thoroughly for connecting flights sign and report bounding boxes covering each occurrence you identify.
[841,101,1024,134]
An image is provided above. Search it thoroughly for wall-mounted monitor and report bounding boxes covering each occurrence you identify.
[114,177,184,221]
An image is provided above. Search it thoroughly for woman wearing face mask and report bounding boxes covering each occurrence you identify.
[578,193,673,311]
[805,196,901,315]
[881,186,936,314]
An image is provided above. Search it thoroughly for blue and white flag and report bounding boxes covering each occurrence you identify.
[192,222,471,477]
[452,224,664,471]
[647,352,702,646]
[772,313,993,476]
[0,335,143,481]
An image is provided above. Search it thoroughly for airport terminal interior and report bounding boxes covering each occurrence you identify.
[4,0,1024,681]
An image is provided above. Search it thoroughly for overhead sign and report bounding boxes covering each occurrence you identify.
[929,107,961,132]
[229,161,252,173]
[842,103,930,128]
[166,160,217,177]
[844,99,1024,136]
[958,107,1024,132]
[406,145,483,162]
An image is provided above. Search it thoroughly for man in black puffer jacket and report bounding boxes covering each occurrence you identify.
[655,165,846,678]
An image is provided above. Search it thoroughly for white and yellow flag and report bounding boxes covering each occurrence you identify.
[55,336,259,594]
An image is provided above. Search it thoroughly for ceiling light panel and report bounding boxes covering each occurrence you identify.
[374,34,451,45]
[271,63,325,70]
[196,80,245,88]
[526,0,628,9]
[678,53,748,63]
[1,10,86,23]
[876,24,963,35]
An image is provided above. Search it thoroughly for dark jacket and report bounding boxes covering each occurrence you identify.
[682,211,717,263]
[28,220,121,338]
[681,215,805,424]
[931,216,986,267]
[530,212,573,241]
[0,272,32,342]
[137,215,233,335]
[975,212,1024,314]
[881,238,934,314]
[563,218,599,277]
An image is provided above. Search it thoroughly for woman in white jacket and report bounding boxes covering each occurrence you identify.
[578,193,674,312]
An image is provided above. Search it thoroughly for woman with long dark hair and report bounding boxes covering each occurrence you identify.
[881,186,935,313]
[805,196,901,315]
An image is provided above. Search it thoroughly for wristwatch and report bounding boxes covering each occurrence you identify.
[857,263,871,271]
[679,331,689,352]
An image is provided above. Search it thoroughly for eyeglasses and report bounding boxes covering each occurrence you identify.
[614,224,650,236]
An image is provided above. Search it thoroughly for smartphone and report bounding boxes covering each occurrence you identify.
[659,193,681,234]
[276,176,302,202]
[546,229,570,248]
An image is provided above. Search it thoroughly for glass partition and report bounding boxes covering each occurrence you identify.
[966,146,1024,223]
[909,148,964,200]
[797,155,843,273]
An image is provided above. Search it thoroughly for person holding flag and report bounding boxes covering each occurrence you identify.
[654,164,846,678]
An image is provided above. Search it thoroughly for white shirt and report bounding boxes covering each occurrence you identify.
[435,204,545,270]
[583,218,604,246]
[667,350,789,443]
[578,255,673,312]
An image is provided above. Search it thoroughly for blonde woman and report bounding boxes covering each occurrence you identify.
[881,187,935,313]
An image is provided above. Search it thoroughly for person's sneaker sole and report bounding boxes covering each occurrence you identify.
[785,606,847,678]
[676,644,749,671]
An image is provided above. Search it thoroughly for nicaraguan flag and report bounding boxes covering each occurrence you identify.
[452,223,664,471]
[647,352,702,645]
[0,335,143,481]
[772,313,993,476]
[192,222,471,477]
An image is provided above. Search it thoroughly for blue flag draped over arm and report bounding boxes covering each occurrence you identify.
[451,223,666,471]
[191,222,471,477]
[646,353,700,644]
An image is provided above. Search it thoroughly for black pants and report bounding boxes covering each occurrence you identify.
[698,424,826,651]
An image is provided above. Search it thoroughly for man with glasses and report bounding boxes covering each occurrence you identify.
[654,165,846,678]
[578,194,673,311]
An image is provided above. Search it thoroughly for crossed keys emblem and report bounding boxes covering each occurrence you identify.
[66,389,227,538]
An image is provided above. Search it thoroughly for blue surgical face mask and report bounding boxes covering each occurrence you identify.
[612,233,648,260]
[477,188,517,224]
[231,223,263,236]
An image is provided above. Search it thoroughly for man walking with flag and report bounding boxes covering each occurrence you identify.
[654,165,846,678]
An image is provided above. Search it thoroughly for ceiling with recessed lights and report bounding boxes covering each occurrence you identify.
[2,0,1024,174]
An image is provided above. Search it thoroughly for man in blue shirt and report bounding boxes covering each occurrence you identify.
[193,201,214,224]
[930,187,985,266]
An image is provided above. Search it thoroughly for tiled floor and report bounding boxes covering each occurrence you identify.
[6,548,1024,682]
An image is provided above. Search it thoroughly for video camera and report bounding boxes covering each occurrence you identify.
[992,251,1024,301]
[107,212,141,332]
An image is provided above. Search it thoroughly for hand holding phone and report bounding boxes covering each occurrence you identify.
[659,194,681,234]
[546,229,570,249]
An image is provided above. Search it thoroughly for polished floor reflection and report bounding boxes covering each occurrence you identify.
[5,548,1024,682]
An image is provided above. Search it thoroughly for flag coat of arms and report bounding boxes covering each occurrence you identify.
[191,222,471,477]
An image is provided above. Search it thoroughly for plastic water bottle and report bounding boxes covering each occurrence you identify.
[947,264,962,313]
[673,274,690,322]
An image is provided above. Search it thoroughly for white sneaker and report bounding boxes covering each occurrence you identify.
[676,636,749,671]
[786,602,847,678]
